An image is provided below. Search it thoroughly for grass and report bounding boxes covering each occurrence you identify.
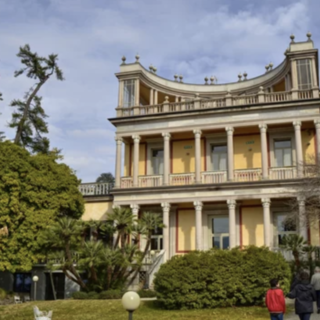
[0,300,273,320]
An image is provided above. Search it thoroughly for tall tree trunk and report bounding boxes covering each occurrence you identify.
[49,271,57,300]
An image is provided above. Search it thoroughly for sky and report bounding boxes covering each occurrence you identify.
[0,0,319,183]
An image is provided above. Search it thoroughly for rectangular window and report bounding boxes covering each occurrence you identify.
[151,222,163,250]
[297,59,312,90]
[123,80,135,107]
[211,216,229,249]
[274,140,292,167]
[152,149,164,175]
[275,213,296,245]
[14,273,32,293]
[211,145,227,171]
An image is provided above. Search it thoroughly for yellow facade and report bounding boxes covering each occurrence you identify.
[177,209,195,251]
[124,143,131,176]
[234,135,262,169]
[310,224,320,246]
[241,207,264,246]
[302,130,316,163]
[172,139,205,173]
[82,201,113,221]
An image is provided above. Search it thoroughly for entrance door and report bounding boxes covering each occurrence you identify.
[45,273,65,300]
[210,216,229,249]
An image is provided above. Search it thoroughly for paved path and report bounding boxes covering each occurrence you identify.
[285,302,320,320]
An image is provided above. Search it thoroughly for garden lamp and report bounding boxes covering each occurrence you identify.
[122,291,141,320]
[32,275,39,301]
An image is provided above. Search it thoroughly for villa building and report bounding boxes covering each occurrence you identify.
[107,33,320,263]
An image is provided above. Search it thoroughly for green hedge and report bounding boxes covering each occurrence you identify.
[154,246,291,310]
[137,290,157,298]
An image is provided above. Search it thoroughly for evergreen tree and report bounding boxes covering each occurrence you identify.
[9,44,64,153]
[96,172,115,184]
[0,93,4,141]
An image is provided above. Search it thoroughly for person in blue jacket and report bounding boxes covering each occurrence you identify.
[287,271,316,320]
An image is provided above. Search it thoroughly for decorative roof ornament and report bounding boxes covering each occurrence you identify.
[243,72,248,81]
[149,64,154,72]
[269,62,273,70]
[121,56,126,65]
[238,73,242,82]
[204,76,208,85]
[179,75,183,83]
[174,74,178,81]
[290,34,295,43]
[284,48,289,55]
[153,66,157,73]
[307,31,312,41]
[265,65,270,73]
[135,54,140,63]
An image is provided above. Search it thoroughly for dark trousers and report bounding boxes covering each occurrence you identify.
[270,313,283,320]
[317,290,320,309]
[298,313,311,320]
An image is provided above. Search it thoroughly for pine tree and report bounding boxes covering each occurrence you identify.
[9,44,64,153]
[0,92,4,141]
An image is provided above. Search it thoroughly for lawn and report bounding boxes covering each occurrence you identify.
[0,300,272,320]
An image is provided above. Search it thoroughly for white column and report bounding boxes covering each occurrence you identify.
[261,198,271,248]
[193,130,202,184]
[162,133,171,185]
[161,203,170,262]
[118,80,124,107]
[132,135,140,187]
[291,59,299,99]
[114,137,123,188]
[293,121,303,177]
[259,124,269,179]
[297,197,308,241]
[149,87,154,105]
[314,119,320,160]
[154,90,158,104]
[311,57,318,88]
[225,127,234,181]
[134,79,140,106]
[194,201,203,250]
[227,200,236,249]
[130,204,139,218]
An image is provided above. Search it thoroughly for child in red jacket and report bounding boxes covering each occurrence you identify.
[265,279,286,320]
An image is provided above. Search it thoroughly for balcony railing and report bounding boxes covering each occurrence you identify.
[78,183,113,196]
[118,166,306,188]
[201,171,227,183]
[269,167,297,180]
[116,89,318,117]
[234,169,262,182]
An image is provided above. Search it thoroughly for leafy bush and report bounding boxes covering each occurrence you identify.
[154,246,291,310]
[72,291,88,300]
[137,290,157,298]
[99,290,122,300]
[87,291,99,299]
[0,288,7,300]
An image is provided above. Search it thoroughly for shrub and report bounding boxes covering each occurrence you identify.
[87,291,99,299]
[99,290,122,300]
[154,246,291,310]
[72,291,88,300]
[137,290,157,298]
[0,288,7,300]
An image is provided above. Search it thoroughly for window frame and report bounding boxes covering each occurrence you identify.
[123,79,136,108]
[296,58,313,90]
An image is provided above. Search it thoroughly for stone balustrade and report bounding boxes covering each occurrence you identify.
[116,89,317,117]
[78,183,113,196]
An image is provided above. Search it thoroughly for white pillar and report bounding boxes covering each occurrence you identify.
[193,130,202,184]
[154,90,158,105]
[114,137,123,188]
[134,79,140,106]
[227,200,236,249]
[259,124,269,179]
[149,87,154,105]
[314,119,320,160]
[132,135,140,187]
[162,133,171,185]
[161,202,170,262]
[261,198,271,248]
[297,197,308,241]
[225,127,234,181]
[293,121,303,177]
[130,204,139,219]
[118,80,124,107]
[193,201,203,250]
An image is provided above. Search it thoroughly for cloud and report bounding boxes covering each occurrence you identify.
[0,0,317,182]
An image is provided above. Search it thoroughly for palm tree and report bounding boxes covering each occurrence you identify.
[280,234,307,268]
[106,207,135,250]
